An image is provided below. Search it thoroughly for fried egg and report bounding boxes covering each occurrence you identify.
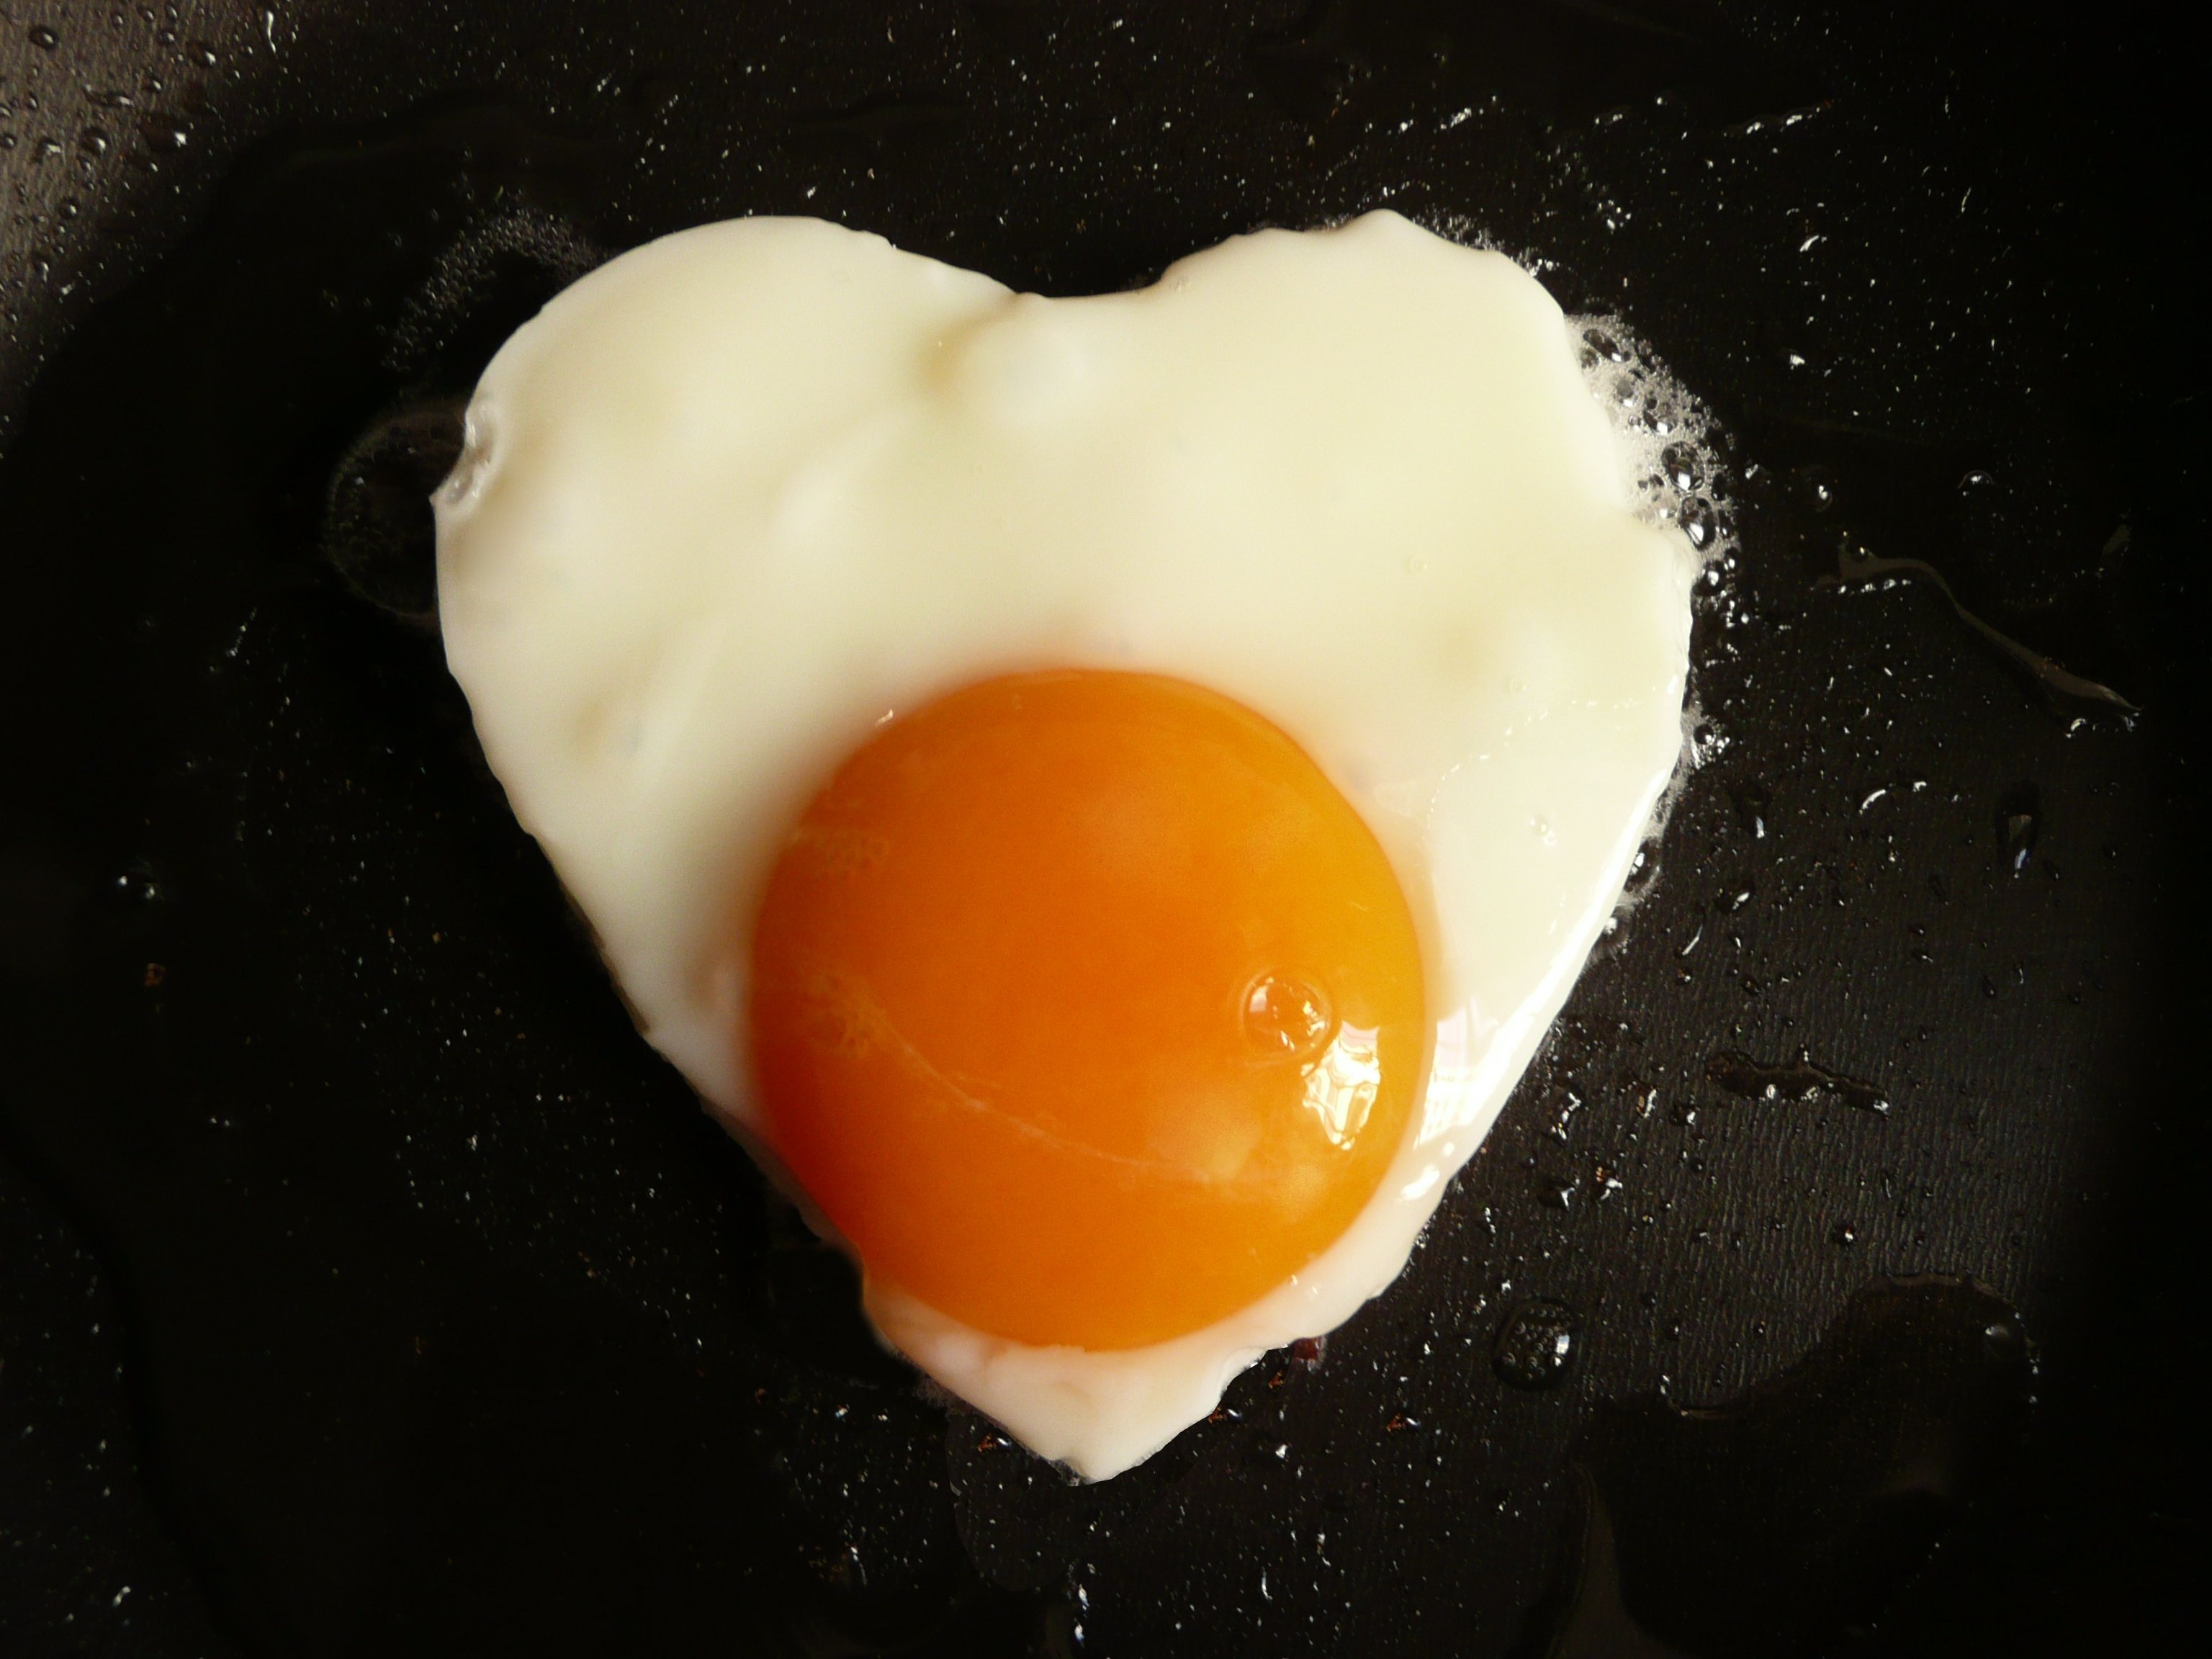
[434,210,1696,1479]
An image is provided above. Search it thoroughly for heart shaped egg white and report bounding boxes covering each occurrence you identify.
[435,210,1696,1478]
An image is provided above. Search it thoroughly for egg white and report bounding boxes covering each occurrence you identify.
[435,210,1695,1479]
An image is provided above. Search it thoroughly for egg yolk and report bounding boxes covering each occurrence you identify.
[747,670,1427,1350]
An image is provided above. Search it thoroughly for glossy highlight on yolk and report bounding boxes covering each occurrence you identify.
[747,670,1427,1351]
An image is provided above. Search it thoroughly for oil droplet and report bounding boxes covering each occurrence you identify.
[1996,782,2039,876]
[1660,440,1701,493]
[1582,327,1628,364]
[1705,1049,1888,1114]
[1679,496,1717,550]
[113,861,162,905]
[139,114,189,153]
[29,24,60,51]
[323,397,464,624]
[78,127,109,157]
[1494,1300,1579,1390]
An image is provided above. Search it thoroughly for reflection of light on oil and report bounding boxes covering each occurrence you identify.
[1301,1025,1380,1148]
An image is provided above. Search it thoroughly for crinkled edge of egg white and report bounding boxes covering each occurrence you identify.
[435,210,1719,1480]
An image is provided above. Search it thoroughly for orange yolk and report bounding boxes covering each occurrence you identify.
[747,670,1427,1350]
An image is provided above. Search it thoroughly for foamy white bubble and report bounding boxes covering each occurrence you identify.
[1569,314,1735,567]
[1567,312,1738,948]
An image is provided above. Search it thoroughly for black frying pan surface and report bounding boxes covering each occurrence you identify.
[0,4,2201,1655]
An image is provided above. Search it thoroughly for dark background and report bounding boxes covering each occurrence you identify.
[0,3,2203,1655]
